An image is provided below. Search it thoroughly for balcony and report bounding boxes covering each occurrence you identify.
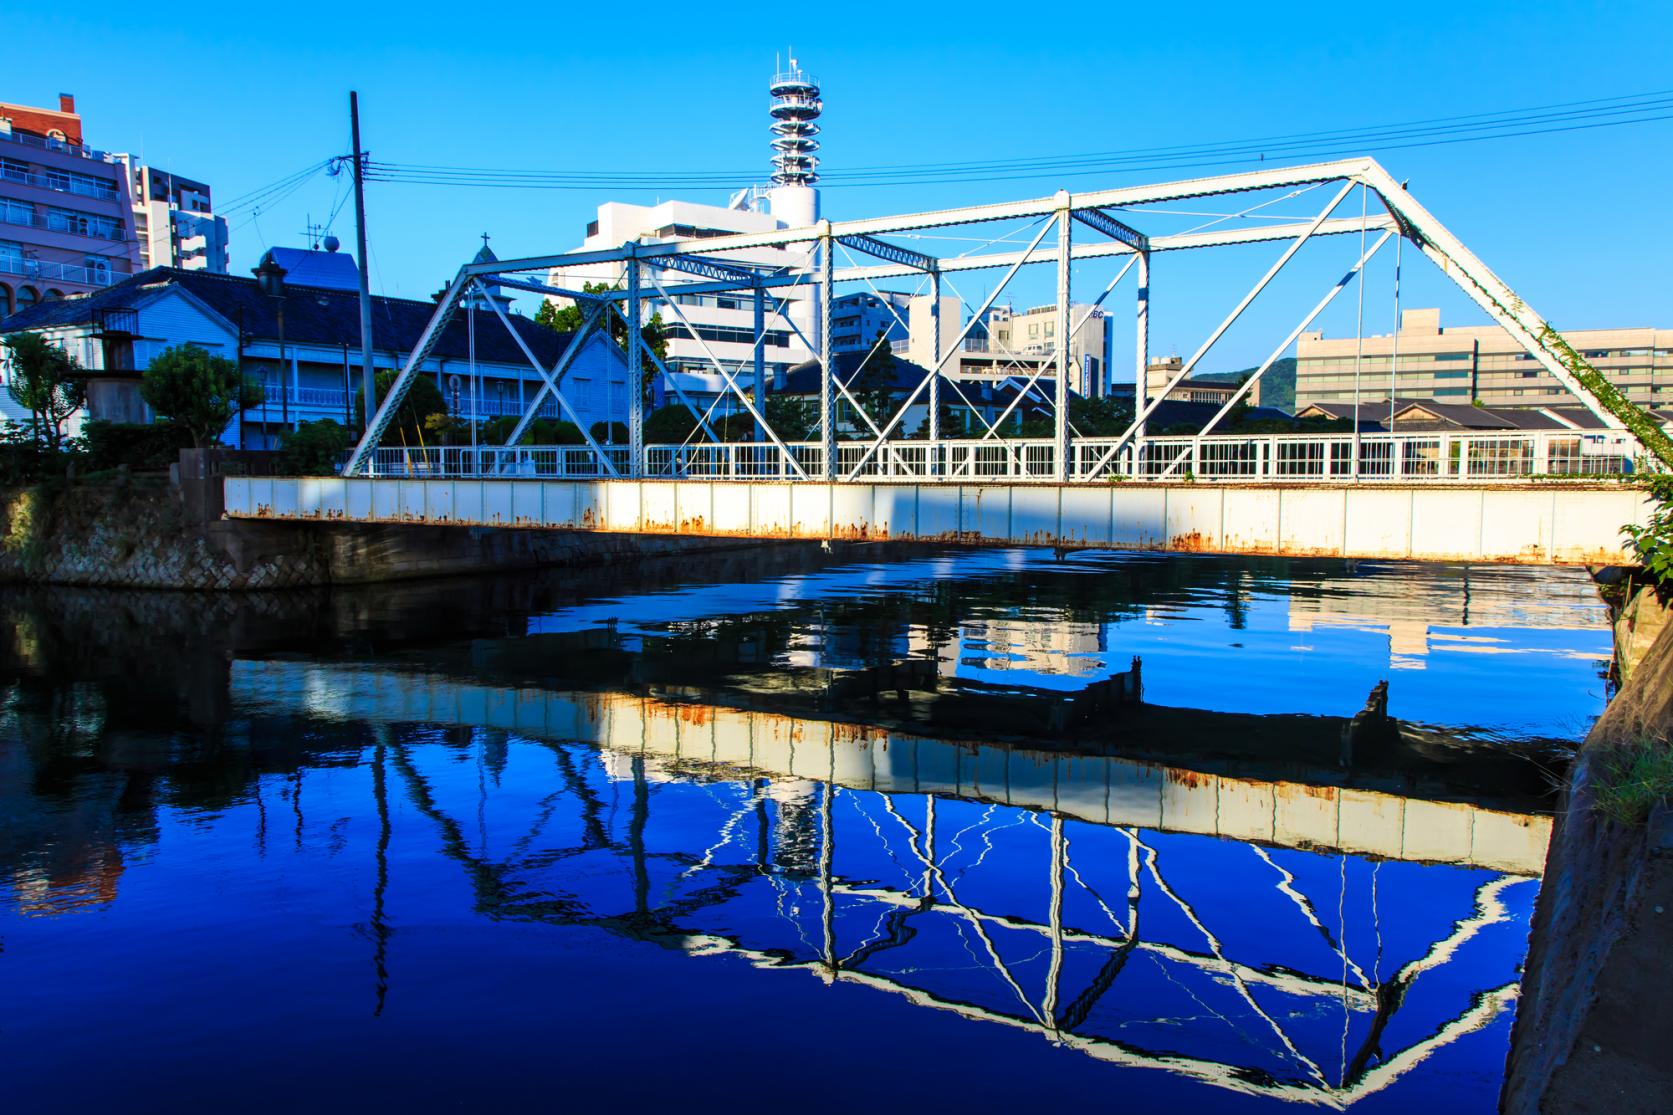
[248,385,565,422]
[0,204,128,241]
[0,164,120,202]
[0,254,123,287]
[0,126,112,163]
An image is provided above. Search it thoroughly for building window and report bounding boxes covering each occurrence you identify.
[0,282,12,316]
[17,285,39,310]
[0,199,31,226]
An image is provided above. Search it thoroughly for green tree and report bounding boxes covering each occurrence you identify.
[355,369,447,446]
[138,343,263,449]
[765,395,817,441]
[843,332,897,437]
[533,281,668,393]
[644,405,700,443]
[3,331,87,454]
[276,419,352,476]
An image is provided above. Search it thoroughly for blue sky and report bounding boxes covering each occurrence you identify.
[7,0,1670,371]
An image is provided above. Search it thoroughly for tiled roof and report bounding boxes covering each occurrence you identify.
[0,266,573,368]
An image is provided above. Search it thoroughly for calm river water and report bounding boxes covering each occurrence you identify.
[0,547,1612,1112]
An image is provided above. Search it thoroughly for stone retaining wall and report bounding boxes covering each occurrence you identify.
[1504,602,1673,1111]
[0,477,750,590]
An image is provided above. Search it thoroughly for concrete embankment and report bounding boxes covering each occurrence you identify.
[0,473,750,590]
[1504,583,1673,1112]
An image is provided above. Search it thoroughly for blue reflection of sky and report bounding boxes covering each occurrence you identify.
[521,548,1609,738]
[0,732,1534,1113]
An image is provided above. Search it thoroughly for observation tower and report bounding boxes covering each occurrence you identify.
[768,58,821,226]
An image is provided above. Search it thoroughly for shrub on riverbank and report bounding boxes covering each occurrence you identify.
[81,421,196,473]
[1622,475,1673,590]
[1592,735,1673,825]
[276,420,353,476]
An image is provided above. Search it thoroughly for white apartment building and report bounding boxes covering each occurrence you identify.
[546,198,816,413]
[115,157,229,273]
[926,302,1115,396]
[831,290,911,354]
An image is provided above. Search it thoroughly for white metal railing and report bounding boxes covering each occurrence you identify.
[0,126,113,162]
[341,430,1645,483]
[0,253,122,287]
[0,162,120,202]
[358,445,633,479]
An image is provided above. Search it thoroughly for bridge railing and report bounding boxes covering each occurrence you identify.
[358,445,633,479]
[346,430,1643,483]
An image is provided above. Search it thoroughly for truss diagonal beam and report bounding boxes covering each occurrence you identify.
[1173,229,1393,458]
[643,252,763,286]
[1073,208,1148,252]
[1109,179,1359,455]
[837,234,938,273]
[345,268,469,475]
[843,214,1058,480]
[643,268,809,479]
[478,284,621,475]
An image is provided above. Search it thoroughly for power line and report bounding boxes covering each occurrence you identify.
[360,88,1673,193]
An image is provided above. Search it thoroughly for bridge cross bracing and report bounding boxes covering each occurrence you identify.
[343,157,1671,484]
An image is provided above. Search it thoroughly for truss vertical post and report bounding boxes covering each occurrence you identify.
[1134,251,1150,477]
[1054,198,1072,481]
[753,285,767,440]
[626,244,644,478]
[929,269,943,464]
[819,221,836,480]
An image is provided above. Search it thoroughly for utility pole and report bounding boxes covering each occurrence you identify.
[350,91,376,428]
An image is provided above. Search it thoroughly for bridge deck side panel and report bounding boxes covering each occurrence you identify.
[223,478,1641,564]
[1222,489,1282,554]
[1277,489,1347,557]
[1344,489,1416,558]
[1411,490,1486,561]
[1112,488,1169,551]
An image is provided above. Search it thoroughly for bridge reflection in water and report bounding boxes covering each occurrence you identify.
[238,662,1542,1108]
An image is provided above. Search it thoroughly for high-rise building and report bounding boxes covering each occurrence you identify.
[1294,308,1673,412]
[116,157,229,273]
[0,94,140,316]
[544,62,826,411]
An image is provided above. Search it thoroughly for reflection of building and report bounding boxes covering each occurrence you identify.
[0,93,140,316]
[1287,568,1605,670]
[1296,307,1673,411]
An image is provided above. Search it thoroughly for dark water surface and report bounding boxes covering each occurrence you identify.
[0,547,1612,1112]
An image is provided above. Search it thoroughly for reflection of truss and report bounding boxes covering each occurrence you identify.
[381,730,1534,1108]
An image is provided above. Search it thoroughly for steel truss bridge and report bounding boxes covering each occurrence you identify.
[238,659,1545,1107]
[228,158,1657,563]
[342,156,1660,484]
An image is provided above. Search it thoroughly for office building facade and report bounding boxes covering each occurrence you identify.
[1295,308,1673,412]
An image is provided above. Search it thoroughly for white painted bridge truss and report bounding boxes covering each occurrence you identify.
[344,158,1657,484]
